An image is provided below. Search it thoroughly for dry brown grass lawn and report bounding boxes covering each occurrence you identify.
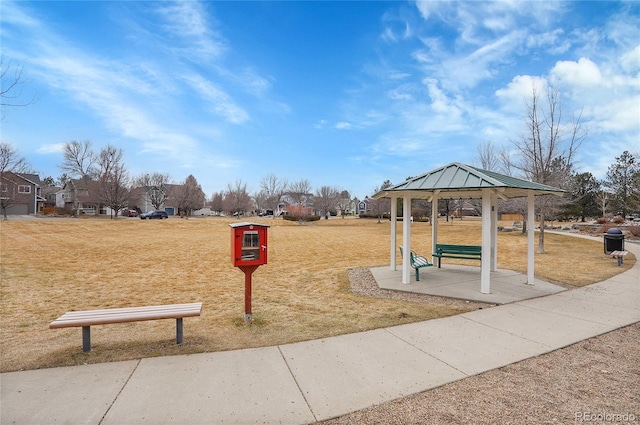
[0,216,633,372]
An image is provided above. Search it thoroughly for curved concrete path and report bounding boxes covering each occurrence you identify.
[2,238,638,424]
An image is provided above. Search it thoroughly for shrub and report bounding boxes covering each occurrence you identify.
[596,217,607,224]
[628,226,640,238]
[359,213,384,219]
[613,216,625,224]
[282,214,321,222]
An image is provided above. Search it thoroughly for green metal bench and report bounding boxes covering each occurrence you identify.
[399,246,433,281]
[433,244,482,268]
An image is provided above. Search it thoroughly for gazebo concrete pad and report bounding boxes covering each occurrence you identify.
[370,265,566,304]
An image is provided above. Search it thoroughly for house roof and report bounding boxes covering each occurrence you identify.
[41,186,61,196]
[374,162,564,200]
[1,172,42,186]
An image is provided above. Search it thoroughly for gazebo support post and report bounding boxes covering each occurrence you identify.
[527,191,535,285]
[481,189,491,293]
[390,195,397,271]
[491,192,498,272]
[431,191,439,265]
[402,194,411,284]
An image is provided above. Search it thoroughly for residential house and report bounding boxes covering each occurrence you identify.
[357,199,369,215]
[277,192,315,216]
[0,172,45,215]
[336,197,357,217]
[61,178,99,215]
[130,184,180,216]
[38,186,62,214]
[450,200,481,217]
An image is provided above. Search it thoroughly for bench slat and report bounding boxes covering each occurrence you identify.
[50,302,202,329]
[399,246,433,281]
[54,302,201,317]
[51,303,202,320]
[433,244,482,268]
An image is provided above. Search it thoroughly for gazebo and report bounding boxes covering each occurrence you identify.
[373,162,564,293]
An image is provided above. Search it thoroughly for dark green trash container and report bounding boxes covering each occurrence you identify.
[604,228,624,254]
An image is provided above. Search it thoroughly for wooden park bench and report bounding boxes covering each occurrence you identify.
[50,302,202,352]
[610,250,628,266]
[399,246,433,281]
[433,244,482,268]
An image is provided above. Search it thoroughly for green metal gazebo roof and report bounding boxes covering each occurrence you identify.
[375,162,564,200]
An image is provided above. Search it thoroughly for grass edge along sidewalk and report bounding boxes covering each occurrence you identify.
[0,218,635,372]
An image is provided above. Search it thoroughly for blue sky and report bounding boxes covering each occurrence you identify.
[2,1,639,199]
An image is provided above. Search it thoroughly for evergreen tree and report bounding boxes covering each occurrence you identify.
[604,151,639,217]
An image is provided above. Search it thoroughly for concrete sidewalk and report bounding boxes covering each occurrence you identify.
[2,242,638,424]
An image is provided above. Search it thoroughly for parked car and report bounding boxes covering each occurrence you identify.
[122,209,138,217]
[140,210,168,220]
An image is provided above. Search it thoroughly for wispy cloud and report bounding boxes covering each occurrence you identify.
[2,0,267,174]
[183,73,249,124]
[36,143,65,154]
[154,1,226,62]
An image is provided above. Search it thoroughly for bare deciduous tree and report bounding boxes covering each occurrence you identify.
[288,179,312,208]
[224,180,252,216]
[314,185,340,219]
[368,180,392,223]
[60,140,97,178]
[252,190,268,215]
[259,173,288,217]
[96,145,130,218]
[336,190,352,218]
[176,174,205,217]
[59,140,97,216]
[137,172,172,210]
[475,141,508,172]
[210,191,224,215]
[596,187,610,218]
[0,143,32,219]
[511,85,587,253]
[1,56,38,120]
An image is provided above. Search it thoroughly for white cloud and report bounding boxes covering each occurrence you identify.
[381,10,414,43]
[547,57,639,134]
[410,0,571,92]
[550,57,602,87]
[239,69,272,96]
[154,1,226,61]
[414,1,453,23]
[526,29,571,54]
[620,45,640,73]
[495,75,548,109]
[36,143,65,154]
[0,1,40,29]
[183,73,249,124]
[387,88,413,101]
[388,71,411,80]
[335,122,352,130]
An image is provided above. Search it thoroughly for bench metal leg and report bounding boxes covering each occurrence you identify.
[176,318,183,344]
[415,268,420,281]
[82,326,91,352]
